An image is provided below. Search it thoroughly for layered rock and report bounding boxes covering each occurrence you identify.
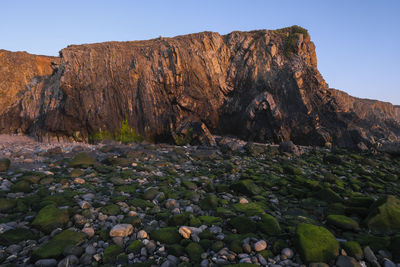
[1,26,399,147]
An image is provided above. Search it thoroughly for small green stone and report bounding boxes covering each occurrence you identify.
[101,204,121,216]
[258,214,281,236]
[327,215,359,231]
[127,240,143,254]
[103,244,123,263]
[185,242,204,263]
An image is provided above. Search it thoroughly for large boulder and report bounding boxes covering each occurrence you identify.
[294,223,339,263]
[366,195,400,234]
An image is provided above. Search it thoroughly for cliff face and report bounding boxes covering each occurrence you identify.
[1,27,399,148]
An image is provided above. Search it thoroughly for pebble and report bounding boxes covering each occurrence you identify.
[73,178,85,184]
[57,255,79,267]
[179,226,191,239]
[85,245,96,255]
[82,227,95,238]
[137,229,149,239]
[109,224,133,237]
[281,248,294,259]
[254,240,267,252]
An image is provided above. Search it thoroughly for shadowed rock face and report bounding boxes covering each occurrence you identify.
[0,27,399,147]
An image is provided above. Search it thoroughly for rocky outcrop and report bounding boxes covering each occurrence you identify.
[1,26,400,148]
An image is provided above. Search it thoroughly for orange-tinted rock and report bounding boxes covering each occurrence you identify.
[0,27,399,147]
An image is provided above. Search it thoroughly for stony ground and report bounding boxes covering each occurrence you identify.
[0,135,400,267]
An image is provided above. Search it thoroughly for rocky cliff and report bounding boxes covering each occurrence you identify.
[1,26,399,148]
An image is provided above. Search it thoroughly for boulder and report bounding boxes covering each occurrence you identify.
[294,223,339,263]
[31,205,70,233]
[366,195,400,234]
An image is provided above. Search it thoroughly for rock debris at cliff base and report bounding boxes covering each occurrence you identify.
[0,135,400,266]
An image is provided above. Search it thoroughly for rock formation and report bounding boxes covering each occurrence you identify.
[0,26,399,148]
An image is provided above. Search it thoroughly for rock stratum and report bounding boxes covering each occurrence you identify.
[1,26,399,148]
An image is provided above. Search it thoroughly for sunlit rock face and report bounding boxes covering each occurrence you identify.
[0,27,399,147]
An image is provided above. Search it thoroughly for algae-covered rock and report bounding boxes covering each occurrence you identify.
[0,158,10,172]
[315,188,343,203]
[0,198,16,213]
[258,214,281,235]
[230,179,261,196]
[327,215,360,231]
[127,240,144,253]
[143,187,159,200]
[101,204,121,216]
[103,244,123,263]
[11,180,32,193]
[199,193,218,210]
[366,195,400,234]
[228,216,256,234]
[0,228,38,245]
[185,242,204,263]
[68,152,97,168]
[150,227,182,244]
[347,196,374,208]
[31,204,70,233]
[294,223,339,263]
[31,230,86,260]
[341,241,363,260]
[233,202,264,216]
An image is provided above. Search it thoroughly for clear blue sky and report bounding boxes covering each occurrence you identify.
[2,0,399,104]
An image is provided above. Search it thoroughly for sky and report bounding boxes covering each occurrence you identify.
[1,0,400,104]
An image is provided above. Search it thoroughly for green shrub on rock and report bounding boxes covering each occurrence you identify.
[294,223,339,263]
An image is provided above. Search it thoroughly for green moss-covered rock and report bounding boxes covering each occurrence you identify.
[366,195,400,234]
[228,216,256,234]
[294,223,339,263]
[233,202,264,216]
[68,152,97,168]
[31,204,69,233]
[167,244,185,256]
[230,179,261,196]
[229,239,243,254]
[169,213,190,226]
[199,194,218,210]
[31,230,86,260]
[101,204,121,216]
[0,158,10,172]
[216,207,236,218]
[0,198,16,213]
[39,177,54,185]
[127,240,144,254]
[122,216,142,227]
[103,244,123,263]
[143,187,159,200]
[0,228,38,245]
[11,180,32,193]
[185,242,204,263]
[341,241,363,260]
[150,227,182,244]
[212,240,225,252]
[347,196,374,208]
[258,214,281,235]
[199,215,222,226]
[327,215,359,231]
[314,188,343,203]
